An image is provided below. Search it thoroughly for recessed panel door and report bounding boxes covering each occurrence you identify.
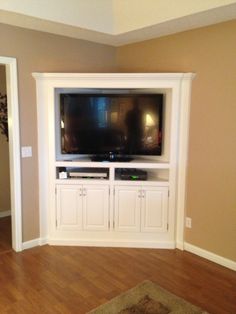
[56,185,83,230]
[114,186,141,232]
[141,186,168,232]
[83,185,109,231]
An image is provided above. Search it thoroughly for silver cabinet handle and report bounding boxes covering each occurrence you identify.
[83,188,86,196]
[142,190,145,198]
[138,190,142,198]
[79,188,83,196]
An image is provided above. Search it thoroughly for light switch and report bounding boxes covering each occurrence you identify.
[21,146,32,158]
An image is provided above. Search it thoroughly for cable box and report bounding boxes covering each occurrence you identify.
[119,169,147,181]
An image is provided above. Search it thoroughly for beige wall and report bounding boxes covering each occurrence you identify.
[117,20,236,262]
[0,65,11,213]
[0,23,116,241]
[1,20,235,263]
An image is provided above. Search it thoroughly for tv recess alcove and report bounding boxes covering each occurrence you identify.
[33,73,195,249]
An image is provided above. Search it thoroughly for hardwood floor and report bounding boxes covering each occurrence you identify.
[0,245,235,313]
[0,216,12,254]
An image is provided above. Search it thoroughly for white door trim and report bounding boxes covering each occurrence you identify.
[0,56,22,252]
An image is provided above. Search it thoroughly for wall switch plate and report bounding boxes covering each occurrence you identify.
[186,217,192,228]
[21,146,32,158]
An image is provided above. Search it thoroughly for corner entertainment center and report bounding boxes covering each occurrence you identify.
[33,73,195,249]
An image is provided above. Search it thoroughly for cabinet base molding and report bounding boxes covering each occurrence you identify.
[48,238,176,249]
[184,242,236,271]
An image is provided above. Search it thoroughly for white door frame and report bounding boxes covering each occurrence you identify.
[0,57,22,252]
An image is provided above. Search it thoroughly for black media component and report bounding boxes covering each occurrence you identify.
[91,155,133,162]
[119,168,147,181]
[60,93,163,160]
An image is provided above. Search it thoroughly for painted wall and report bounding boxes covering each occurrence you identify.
[0,65,11,214]
[0,23,116,242]
[117,20,236,262]
[1,19,235,264]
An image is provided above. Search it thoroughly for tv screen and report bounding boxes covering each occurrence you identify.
[60,93,163,157]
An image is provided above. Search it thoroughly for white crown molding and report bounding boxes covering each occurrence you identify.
[32,72,196,82]
[1,3,236,46]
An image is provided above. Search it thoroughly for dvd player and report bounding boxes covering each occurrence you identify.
[68,168,108,179]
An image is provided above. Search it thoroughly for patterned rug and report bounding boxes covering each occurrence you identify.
[88,280,208,314]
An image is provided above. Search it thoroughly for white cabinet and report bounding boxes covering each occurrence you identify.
[114,185,168,233]
[56,184,109,231]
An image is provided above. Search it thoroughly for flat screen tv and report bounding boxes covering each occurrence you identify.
[59,93,163,161]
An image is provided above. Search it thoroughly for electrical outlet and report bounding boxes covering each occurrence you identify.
[186,217,192,228]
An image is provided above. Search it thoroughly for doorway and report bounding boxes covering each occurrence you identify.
[0,57,22,252]
[0,65,11,252]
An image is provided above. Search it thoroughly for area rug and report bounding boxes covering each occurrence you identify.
[88,280,208,314]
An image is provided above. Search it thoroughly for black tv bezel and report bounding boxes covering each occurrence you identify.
[59,92,164,161]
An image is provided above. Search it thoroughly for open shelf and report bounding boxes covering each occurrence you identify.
[114,167,169,184]
[56,167,109,180]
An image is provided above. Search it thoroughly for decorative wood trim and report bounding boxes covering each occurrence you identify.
[0,56,22,252]
[0,210,11,218]
[184,242,236,271]
[175,77,194,249]
[32,72,195,80]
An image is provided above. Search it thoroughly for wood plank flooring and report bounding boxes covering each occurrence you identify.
[0,245,235,313]
[0,216,12,254]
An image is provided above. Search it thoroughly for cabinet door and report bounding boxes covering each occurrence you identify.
[114,186,141,232]
[83,185,109,231]
[56,185,83,230]
[141,186,168,232]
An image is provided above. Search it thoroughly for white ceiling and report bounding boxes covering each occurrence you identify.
[0,0,236,46]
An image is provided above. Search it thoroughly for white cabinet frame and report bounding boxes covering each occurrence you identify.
[33,73,195,249]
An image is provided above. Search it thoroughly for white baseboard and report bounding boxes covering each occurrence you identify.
[0,210,11,218]
[22,238,175,250]
[22,238,48,250]
[48,238,176,249]
[184,242,236,272]
[21,238,236,271]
